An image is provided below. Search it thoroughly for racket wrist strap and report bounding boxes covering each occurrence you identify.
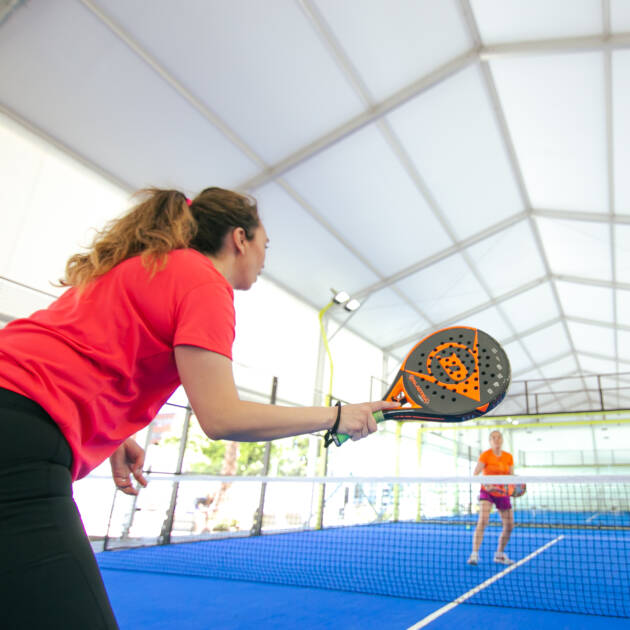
[324,401,342,448]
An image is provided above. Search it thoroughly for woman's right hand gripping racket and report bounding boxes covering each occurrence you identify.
[328,326,510,446]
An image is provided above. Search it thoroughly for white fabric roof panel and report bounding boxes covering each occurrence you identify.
[386,64,525,241]
[556,280,614,324]
[567,320,615,358]
[536,217,612,281]
[616,289,630,323]
[489,52,608,214]
[498,282,559,333]
[314,0,473,103]
[254,182,380,308]
[617,330,630,362]
[611,0,630,32]
[393,252,488,324]
[281,124,452,277]
[0,112,129,294]
[519,321,572,365]
[464,220,546,299]
[497,340,533,376]
[91,0,367,165]
[539,355,579,381]
[580,354,622,375]
[343,288,430,351]
[613,51,630,215]
[0,0,260,191]
[2,0,630,403]
[616,224,630,283]
[452,304,513,342]
[471,0,603,45]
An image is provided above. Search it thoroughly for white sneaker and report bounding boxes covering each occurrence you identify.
[467,553,479,565]
[494,552,514,565]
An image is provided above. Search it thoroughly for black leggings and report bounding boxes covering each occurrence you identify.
[0,388,119,629]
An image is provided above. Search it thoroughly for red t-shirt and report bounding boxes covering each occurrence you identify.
[0,249,235,480]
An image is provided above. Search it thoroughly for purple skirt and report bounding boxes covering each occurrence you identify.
[479,488,512,511]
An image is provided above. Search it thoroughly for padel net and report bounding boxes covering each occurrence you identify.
[97,474,630,618]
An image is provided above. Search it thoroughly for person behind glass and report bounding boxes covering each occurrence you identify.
[0,187,400,630]
[467,430,515,566]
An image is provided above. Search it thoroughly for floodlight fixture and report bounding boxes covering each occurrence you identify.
[332,290,350,304]
[344,298,361,312]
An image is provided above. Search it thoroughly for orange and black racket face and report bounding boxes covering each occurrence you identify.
[384,326,510,421]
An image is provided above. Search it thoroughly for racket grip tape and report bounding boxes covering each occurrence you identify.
[333,410,386,446]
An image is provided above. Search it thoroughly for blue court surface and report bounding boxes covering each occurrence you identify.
[98,520,630,628]
[102,569,629,630]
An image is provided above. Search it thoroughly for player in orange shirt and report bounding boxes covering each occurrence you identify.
[467,430,515,566]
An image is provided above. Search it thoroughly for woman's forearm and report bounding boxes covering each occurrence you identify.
[200,400,337,441]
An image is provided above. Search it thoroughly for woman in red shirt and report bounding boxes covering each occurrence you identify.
[0,187,399,629]
[467,430,515,566]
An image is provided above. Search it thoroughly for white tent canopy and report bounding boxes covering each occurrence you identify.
[2,0,630,411]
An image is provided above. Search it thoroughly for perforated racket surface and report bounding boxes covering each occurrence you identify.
[333,326,510,446]
[483,483,526,498]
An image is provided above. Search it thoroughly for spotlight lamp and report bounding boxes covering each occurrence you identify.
[330,288,361,312]
[332,290,350,304]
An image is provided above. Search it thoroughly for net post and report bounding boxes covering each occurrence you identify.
[416,425,424,522]
[121,424,154,540]
[251,376,278,536]
[393,422,402,522]
[468,445,473,516]
[157,405,192,545]
[524,380,530,414]
[315,437,329,530]
[315,396,332,530]
[102,486,119,552]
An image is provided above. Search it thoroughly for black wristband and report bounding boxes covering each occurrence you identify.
[323,401,342,448]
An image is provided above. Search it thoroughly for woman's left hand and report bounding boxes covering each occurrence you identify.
[109,438,148,495]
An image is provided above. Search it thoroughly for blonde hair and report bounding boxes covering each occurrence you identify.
[61,187,259,288]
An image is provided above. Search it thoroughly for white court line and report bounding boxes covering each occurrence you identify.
[405,535,565,630]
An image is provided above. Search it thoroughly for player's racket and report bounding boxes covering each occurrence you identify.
[484,483,526,498]
[511,483,526,498]
[330,326,510,447]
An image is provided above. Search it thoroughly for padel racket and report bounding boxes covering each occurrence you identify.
[484,483,526,498]
[331,326,510,446]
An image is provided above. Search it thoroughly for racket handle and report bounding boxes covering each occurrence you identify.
[333,410,386,446]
